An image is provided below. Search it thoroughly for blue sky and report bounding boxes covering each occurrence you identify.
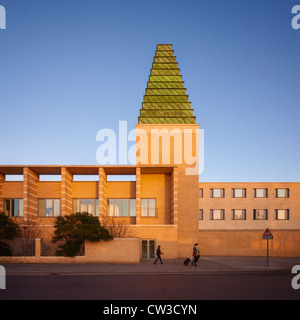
[0,0,299,182]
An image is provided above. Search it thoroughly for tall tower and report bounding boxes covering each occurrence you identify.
[137,44,199,257]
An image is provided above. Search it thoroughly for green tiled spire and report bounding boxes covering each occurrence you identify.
[138,44,196,124]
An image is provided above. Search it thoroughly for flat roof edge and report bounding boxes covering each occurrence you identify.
[0,165,177,175]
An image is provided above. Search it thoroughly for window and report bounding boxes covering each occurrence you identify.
[129,199,136,217]
[141,199,156,217]
[38,199,60,217]
[232,209,246,220]
[198,209,203,220]
[253,209,268,220]
[4,199,23,217]
[210,189,225,198]
[198,188,203,198]
[275,209,289,220]
[73,199,99,216]
[254,188,268,198]
[107,199,136,217]
[276,188,289,198]
[210,209,224,220]
[232,188,246,198]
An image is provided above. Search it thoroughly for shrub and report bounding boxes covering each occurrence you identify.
[52,212,113,257]
[0,212,20,256]
[0,241,12,256]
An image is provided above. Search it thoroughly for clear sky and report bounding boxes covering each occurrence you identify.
[0,0,299,182]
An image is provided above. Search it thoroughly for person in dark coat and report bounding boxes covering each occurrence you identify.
[154,245,163,264]
[191,243,200,266]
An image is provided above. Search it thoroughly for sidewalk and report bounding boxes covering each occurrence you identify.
[3,256,300,275]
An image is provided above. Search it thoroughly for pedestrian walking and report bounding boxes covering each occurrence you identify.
[154,245,163,264]
[191,243,200,266]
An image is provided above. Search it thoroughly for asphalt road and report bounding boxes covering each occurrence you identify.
[1,271,299,300]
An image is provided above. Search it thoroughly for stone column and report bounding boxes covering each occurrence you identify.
[23,168,39,221]
[0,173,5,213]
[61,167,73,216]
[171,167,178,225]
[35,238,41,258]
[98,167,107,224]
[135,167,141,225]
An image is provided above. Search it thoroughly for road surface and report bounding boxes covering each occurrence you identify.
[1,271,299,300]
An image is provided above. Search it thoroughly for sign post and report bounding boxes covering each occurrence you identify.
[262,228,273,267]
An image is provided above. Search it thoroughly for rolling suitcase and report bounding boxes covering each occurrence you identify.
[184,258,191,266]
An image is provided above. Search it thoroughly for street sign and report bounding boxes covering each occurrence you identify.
[263,228,273,240]
[262,228,273,267]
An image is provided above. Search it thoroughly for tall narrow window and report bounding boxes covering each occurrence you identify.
[80,199,87,212]
[114,199,121,217]
[53,199,60,217]
[198,188,203,198]
[46,199,53,216]
[108,199,114,217]
[38,200,46,217]
[87,199,95,215]
[122,199,129,217]
[198,209,203,220]
[130,199,136,217]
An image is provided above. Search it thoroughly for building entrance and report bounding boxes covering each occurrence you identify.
[141,239,156,259]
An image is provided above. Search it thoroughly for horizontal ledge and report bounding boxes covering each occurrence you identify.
[0,165,177,176]
[131,224,178,227]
